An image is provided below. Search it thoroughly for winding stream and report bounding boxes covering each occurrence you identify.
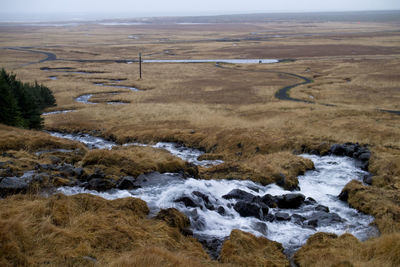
[48,131,376,255]
[48,131,223,166]
[58,154,376,254]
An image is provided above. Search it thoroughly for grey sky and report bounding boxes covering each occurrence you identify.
[2,0,400,15]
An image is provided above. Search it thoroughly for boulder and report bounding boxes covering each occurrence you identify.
[57,164,75,177]
[260,194,277,208]
[174,196,198,208]
[89,168,105,179]
[188,209,206,230]
[304,197,317,205]
[291,214,306,225]
[198,236,226,260]
[217,206,226,216]
[329,143,371,171]
[222,189,256,202]
[85,178,116,191]
[338,190,349,202]
[363,174,373,185]
[193,191,215,210]
[117,176,139,190]
[73,167,85,178]
[315,205,330,213]
[275,212,290,221]
[252,221,268,235]
[234,201,262,219]
[305,211,345,227]
[276,193,306,209]
[0,177,29,197]
[49,156,62,164]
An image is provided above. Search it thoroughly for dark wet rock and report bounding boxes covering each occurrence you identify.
[247,185,259,193]
[275,173,287,188]
[252,221,268,235]
[329,143,370,170]
[260,194,277,208]
[263,213,275,222]
[1,152,15,158]
[49,156,62,164]
[0,161,6,168]
[193,191,215,210]
[117,176,139,190]
[38,164,57,171]
[276,193,306,209]
[174,196,198,208]
[0,177,29,196]
[188,209,206,230]
[217,206,226,215]
[358,152,371,162]
[222,189,256,202]
[73,167,84,178]
[275,212,290,221]
[57,164,75,177]
[305,197,317,205]
[89,168,105,179]
[84,178,116,191]
[315,205,330,213]
[305,211,345,227]
[363,174,373,185]
[198,236,226,260]
[338,190,349,202]
[0,167,14,177]
[234,201,262,219]
[291,214,306,225]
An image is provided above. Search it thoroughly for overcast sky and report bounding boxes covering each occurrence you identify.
[2,0,400,15]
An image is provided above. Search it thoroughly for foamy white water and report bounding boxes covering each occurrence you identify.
[49,132,223,166]
[58,154,376,252]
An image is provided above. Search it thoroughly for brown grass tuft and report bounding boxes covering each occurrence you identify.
[220,229,289,266]
[82,146,198,178]
[294,232,400,267]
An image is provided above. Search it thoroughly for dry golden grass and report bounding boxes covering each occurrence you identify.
[0,193,210,266]
[0,124,85,152]
[294,232,400,267]
[200,152,314,190]
[82,146,198,179]
[220,229,289,266]
[1,16,400,266]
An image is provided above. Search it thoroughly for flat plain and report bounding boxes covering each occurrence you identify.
[1,11,400,266]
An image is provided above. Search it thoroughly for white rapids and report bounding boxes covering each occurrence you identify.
[48,132,223,166]
[58,154,377,253]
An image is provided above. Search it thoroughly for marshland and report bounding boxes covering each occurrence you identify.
[1,8,400,267]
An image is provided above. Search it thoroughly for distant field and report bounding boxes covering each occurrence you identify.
[1,11,400,266]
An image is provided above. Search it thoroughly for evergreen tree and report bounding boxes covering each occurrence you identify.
[0,68,56,129]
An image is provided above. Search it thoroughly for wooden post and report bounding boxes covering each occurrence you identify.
[139,53,142,79]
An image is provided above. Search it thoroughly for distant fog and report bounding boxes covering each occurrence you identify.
[1,0,400,23]
[2,0,400,18]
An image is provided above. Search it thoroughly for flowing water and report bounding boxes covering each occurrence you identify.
[48,132,223,166]
[42,110,75,116]
[57,154,376,253]
[75,94,95,104]
[94,82,140,92]
[142,59,279,64]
